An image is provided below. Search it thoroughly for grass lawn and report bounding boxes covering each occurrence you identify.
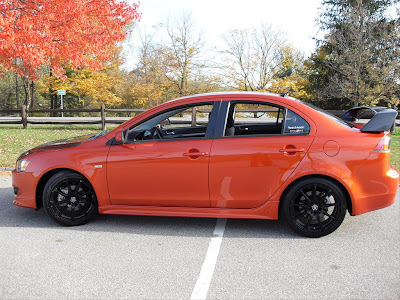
[1,124,400,170]
[0,125,102,167]
[390,128,400,170]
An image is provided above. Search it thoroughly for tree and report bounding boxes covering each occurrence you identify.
[0,67,19,110]
[269,46,311,100]
[162,12,205,96]
[127,29,171,108]
[0,0,140,107]
[125,13,220,108]
[38,51,126,108]
[311,0,400,107]
[222,24,285,91]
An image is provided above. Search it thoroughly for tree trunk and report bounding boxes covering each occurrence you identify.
[22,76,32,109]
[15,73,20,109]
[49,69,55,116]
[49,93,57,116]
[30,81,34,109]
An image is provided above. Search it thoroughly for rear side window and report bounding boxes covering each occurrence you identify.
[224,101,310,137]
[225,102,284,136]
[284,110,310,134]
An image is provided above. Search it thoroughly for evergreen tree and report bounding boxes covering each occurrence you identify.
[308,0,399,107]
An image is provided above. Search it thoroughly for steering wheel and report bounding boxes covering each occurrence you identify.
[150,127,163,139]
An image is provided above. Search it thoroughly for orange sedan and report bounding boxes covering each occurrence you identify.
[12,92,399,237]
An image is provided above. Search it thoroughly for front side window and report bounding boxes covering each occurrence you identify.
[124,104,213,142]
[224,101,309,137]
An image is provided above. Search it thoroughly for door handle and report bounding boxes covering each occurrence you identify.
[183,148,208,158]
[279,145,304,154]
[183,152,208,157]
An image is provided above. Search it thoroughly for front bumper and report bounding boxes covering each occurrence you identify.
[12,169,37,209]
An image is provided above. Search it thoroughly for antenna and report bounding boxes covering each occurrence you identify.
[280,89,294,98]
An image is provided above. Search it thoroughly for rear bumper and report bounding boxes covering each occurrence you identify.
[12,169,37,209]
[351,167,398,216]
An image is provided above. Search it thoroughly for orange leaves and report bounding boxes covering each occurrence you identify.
[0,0,140,79]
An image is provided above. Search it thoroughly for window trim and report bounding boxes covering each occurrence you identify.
[215,100,311,139]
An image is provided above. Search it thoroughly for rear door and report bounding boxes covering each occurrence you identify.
[209,100,315,209]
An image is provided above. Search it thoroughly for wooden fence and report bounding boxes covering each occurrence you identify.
[0,105,397,130]
[0,105,147,130]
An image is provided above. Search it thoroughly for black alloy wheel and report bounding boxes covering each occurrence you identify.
[43,171,97,226]
[282,178,347,238]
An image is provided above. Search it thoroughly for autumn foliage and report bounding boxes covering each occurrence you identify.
[0,0,140,78]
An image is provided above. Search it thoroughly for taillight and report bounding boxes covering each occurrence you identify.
[374,135,391,152]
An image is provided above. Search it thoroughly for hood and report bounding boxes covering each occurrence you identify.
[18,134,94,160]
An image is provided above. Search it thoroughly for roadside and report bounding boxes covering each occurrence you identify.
[0,177,398,299]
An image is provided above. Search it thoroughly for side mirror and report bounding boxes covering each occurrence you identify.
[114,129,125,144]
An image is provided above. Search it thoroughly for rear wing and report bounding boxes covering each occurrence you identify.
[340,106,398,133]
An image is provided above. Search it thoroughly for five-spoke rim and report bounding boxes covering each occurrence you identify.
[48,178,95,221]
[289,183,341,232]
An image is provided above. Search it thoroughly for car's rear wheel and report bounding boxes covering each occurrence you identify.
[282,178,347,238]
[43,171,97,226]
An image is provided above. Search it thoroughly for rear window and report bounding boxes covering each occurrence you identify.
[298,100,352,128]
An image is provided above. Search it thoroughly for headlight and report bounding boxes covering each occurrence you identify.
[16,159,30,172]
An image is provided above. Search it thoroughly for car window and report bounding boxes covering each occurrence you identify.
[283,110,310,134]
[298,99,351,128]
[125,104,213,142]
[161,105,213,130]
[225,102,285,136]
[224,102,310,137]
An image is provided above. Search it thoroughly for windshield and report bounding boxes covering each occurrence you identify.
[298,100,353,128]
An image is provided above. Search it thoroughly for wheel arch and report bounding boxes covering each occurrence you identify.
[35,168,95,209]
[278,174,353,216]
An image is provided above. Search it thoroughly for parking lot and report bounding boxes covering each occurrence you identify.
[0,175,398,299]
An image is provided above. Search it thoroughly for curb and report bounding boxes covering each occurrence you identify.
[0,167,13,171]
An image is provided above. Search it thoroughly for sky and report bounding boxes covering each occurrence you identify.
[124,0,323,68]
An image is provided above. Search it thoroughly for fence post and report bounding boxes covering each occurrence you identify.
[21,105,27,129]
[191,107,197,127]
[101,104,106,131]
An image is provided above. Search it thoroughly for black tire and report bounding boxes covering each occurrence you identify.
[282,178,347,238]
[43,171,98,226]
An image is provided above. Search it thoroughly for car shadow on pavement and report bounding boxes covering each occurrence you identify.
[0,185,345,239]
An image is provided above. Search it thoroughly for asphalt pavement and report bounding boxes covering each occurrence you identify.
[0,175,398,299]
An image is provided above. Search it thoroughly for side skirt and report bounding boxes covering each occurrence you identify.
[98,201,279,220]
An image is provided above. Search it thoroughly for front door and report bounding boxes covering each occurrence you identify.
[107,102,218,207]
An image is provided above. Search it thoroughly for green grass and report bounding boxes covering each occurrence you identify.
[0,125,102,167]
[390,128,400,170]
[1,124,400,170]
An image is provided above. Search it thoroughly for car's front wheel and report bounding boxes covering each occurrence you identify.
[282,178,347,238]
[43,171,97,226]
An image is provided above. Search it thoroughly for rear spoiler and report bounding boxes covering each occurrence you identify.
[340,106,398,133]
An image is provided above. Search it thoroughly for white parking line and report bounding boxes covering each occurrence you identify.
[190,218,227,300]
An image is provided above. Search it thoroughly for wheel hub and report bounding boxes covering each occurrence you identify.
[311,204,319,211]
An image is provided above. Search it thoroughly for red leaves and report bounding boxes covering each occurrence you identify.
[0,0,140,79]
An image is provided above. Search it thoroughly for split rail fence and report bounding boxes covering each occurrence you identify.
[0,105,397,130]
